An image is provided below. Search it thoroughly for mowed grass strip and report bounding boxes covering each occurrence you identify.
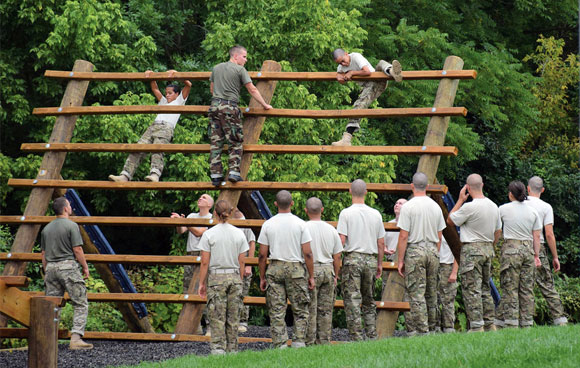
[113,324,579,368]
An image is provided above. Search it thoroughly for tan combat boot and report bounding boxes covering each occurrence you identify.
[69,333,93,350]
[484,324,497,332]
[145,173,159,182]
[331,132,352,146]
[108,174,129,182]
[389,60,403,82]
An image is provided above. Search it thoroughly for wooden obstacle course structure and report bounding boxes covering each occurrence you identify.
[1,58,472,366]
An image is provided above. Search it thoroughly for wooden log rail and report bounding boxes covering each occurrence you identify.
[32,105,468,119]
[44,70,477,81]
[19,291,408,311]
[7,179,448,194]
[20,143,458,156]
[0,253,399,270]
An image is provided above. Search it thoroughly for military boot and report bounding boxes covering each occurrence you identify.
[145,173,159,182]
[69,333,93,350]
[331,132,352,146]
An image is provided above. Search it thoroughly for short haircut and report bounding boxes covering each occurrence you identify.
[233,208,245,219]
[305,197,323,214]
[466,173,483,191]
[528,176,544,194]
[229,45,247,58]
[166,83,181,94]
[215,200,233,221]
[412,172,429,191]
[351,179,367,197]
[275,190,293,209]
[508,181,527,202]
[200,194,214,208]
[332,48,346,61]
[53,197,69,215]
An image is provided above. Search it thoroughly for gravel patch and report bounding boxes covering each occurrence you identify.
[0,326,407,367]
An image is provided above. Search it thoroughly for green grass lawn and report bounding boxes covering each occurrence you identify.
[113,324,579,368]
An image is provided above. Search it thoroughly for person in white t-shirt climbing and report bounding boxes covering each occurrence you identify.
[331,48,403,146]
[109,69,192,182]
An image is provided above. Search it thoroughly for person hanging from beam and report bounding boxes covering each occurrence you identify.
[331,49,403,146]
[109,70,192,183]
[208,45,272,186]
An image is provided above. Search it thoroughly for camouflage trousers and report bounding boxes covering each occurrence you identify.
[404,242,439,334]
[499,239,535,327]
[239,272,252,325]
[121,120,174,179]
[265,260,310,348]
[535,245,567,324]
[207,272,243,353]
[346,61,389,131]
[460,242,495,330]
[208,100,243,179]
[342,252,377,341]
[306,264,336,345]
[436,263,457,331]
[44,260,88,336]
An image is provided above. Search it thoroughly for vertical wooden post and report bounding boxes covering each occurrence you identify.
[174,60,281,334]
[377,56,464,337]
[2,60,94,278]
[28,297,61,368]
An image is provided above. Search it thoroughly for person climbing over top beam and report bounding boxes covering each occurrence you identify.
[332,49,403,146]
[109,70,192,183]
[208,45,272,186]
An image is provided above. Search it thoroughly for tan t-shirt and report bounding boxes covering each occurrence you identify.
[337,204,386,254]
[305,220,343,264]
[499,201,542,241]
[198,223,249,271]
[397,196,446,244]
[449,197,501,243]
[186,212,213,252]
[258,213,312,262]
[524,197,554,243]
[210,61,252,102]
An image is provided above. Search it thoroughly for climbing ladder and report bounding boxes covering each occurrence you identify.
[0,57,474,366]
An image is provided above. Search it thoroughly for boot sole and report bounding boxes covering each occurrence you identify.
[391,60,403,82]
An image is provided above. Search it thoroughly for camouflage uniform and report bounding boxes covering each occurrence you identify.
[239,272,252,326]
[265,260,310,348]
[460,242,496,330]
[208,99,243,179]
[45,260,88,336]
[436,263,457,332]
[347,73,387,132]
[404,242,439,334]
[536,245,567,324]
[206,272,243,353]
[306,264,336,345]
[342,252,377,340]
[120,121,174,180]
[499,239,535,327]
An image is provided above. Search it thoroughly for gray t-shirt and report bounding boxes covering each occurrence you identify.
[41,218,83,262]
[257,213,312,262]
[305,220,343,264]
[397,196,446,244]
[524,197,554,243]
[439,237,454,264]
[336,52,375,73]
[186,212,213,252]
[499,201,542,241]
[241,227,256,256]
[384,219,399,254]
[449,197,502,243]
[198,223,249,271]
[337,204,386,254]
[210,61,252,102]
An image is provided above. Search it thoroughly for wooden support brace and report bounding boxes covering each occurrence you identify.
[0,276,29,287]
[28,297,63,368]
[377,56,465,338]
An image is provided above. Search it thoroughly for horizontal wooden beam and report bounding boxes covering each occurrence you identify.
[44,70,477,81]
[20,143,458,156]
[0,280,31,326]
[0,276,29,287]
[0,253,400,270]
[7,179,448,194]
[0,328,70,339]
[32,105,467,119]
[23,291,408,311]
